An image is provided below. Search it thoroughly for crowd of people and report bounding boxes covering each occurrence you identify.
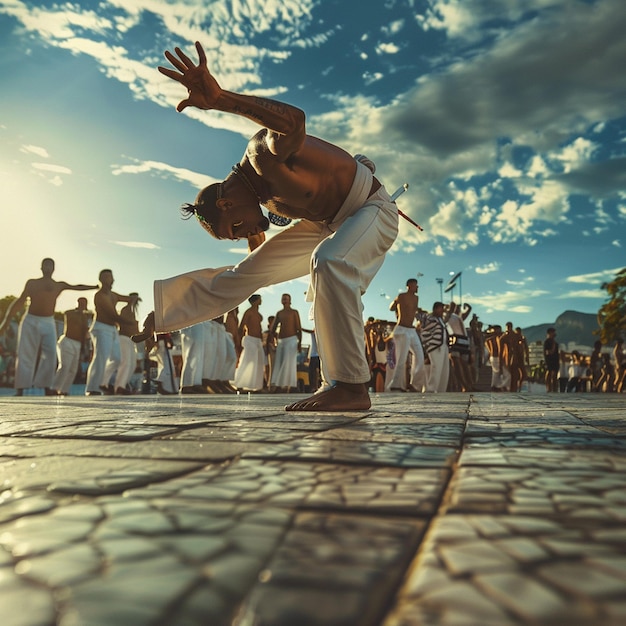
[1,263,624,398]
[0,258,320,397]
[364,280,626,395]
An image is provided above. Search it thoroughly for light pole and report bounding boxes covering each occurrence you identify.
[449,271,463,307]
[436,278,443,301]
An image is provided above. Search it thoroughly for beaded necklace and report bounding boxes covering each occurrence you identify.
[231,163,292,227]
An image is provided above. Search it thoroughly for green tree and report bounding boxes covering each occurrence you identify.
[0,295,20,325]
[597,268,626,343]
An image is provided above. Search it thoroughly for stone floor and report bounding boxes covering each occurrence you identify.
[0,391,625,626]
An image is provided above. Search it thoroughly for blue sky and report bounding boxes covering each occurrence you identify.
[1,0,624,331]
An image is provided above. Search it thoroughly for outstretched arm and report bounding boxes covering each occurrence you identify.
[58,281,99,293]
[158,42,305,157]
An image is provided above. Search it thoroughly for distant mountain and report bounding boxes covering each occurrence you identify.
[522,310,600,349]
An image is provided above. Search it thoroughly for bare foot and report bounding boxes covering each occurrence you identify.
[285,382,371,412]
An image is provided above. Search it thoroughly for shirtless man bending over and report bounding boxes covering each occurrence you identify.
[0,258,97,396]
[135,41,398,411]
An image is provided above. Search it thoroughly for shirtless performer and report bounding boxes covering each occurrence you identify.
[85,269,138,396]
[0,258,97,396]
[386,278,424,392]
[134,41,398,411]
[268,293,302,392]
[234,294,265,392]
[52,297,92,395]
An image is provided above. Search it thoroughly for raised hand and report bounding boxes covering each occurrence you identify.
[158,41,222,112]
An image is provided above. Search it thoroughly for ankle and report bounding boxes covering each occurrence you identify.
[334,382,368,395]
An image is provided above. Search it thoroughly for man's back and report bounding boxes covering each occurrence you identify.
[241,307,263,339]
[392,292,418,327]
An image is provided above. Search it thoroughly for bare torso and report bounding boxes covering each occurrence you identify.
[240,307,263,339]
[118,303,139,337]
[64,309,91,342]
[274,308,301,339]
[392,292,419,328]
[94,289,122,326]
[246,133,360,222]
[23,278,68,317]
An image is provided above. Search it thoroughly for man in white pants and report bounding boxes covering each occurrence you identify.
[180,322,206,394]
[386,278,424,392]
[85,270,138,396]
[269,294,301,392]
[234,295,265,392]
[417,302,450,393]
[103,292,140,394]
[0,258,97,396]
[135,41,398,411]
[52,297,92,395]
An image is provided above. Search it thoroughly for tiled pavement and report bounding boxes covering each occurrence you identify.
[0,392,625,626]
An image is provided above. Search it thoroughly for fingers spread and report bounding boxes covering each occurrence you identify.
[174,46,195,69]
[158,66,184,82]
[164,50,187,73]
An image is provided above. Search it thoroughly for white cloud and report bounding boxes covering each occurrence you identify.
[557,289,604,299]
[527,155,550,178]
[550,137,597,173]
[416,0,476,39]
[21,144,49,158]
[498,162,522,178]
[475,262,500,275]
[467,288,550,315]
[111,241,161,250]
[376,42,400,55]
[31,162,72,174]
[382,19,405,37]
[111,159,216,189]
[565,267,623,284]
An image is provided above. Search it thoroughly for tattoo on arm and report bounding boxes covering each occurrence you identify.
[252,98,287,115]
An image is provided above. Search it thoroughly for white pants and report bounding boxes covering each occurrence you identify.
[224,332,237,381]
[153,338,178,393]
[103,335,136,390]
[234,335,265,391]
[386,325,424,391]
[271,335,299,389]
[211,322,229,380]
[86,321,119,393]
[489,356,509,389]
[153,161,398,385]
[201,320,220,380]
[53,336,81,394]
[15,314,57,390]
[500,364,512,391]
[426,344,449,393]
[180,323,205,388]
